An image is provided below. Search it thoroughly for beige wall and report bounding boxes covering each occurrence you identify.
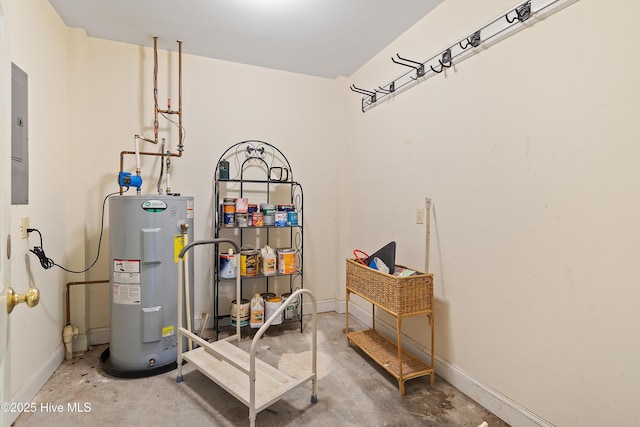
[7,0,69,411]
[0,0,11,421]
[67,35,343,319]
[8,1,344,403]
[11,0,344,404]
[345,0,640,425]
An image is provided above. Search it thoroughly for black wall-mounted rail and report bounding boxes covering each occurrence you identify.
[350,0,579,113]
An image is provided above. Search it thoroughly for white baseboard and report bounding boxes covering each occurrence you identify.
[71,333,88,353]
[8,343,65,425]
[346,300,552,427]
[6,297,550,427]
[63,300,338,346]
[193,314,209,333]
[66,295,551,426]
[334,298,347,314]
[301,298,337,316]
[69,326,109,352]
[88,326,109,346]
[433,354,554,427]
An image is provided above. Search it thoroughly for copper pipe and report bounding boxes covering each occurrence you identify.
[119,150,182,171]
[178,39,183,153]
[153,36,159,144]
[65,280,109,326]
[118,38,185,195]
[136,135,156,144]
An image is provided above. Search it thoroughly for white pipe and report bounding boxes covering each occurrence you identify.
[134,135,141,173]
[165,156,172,194]
[199,313,209,337]
[182,227,192,351]
[249,288,317,425]
[177,257,184,378]
[425,197,432,273]
[62,324,79,361]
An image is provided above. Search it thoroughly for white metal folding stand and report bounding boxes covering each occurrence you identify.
[175,239,318,427]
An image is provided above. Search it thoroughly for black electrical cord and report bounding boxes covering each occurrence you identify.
[27,228,55,269]
[28,189,127,273]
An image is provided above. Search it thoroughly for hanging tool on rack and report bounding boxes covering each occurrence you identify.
[350,0,580,112]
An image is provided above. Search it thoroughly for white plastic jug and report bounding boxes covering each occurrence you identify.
[260,245,276,277]
[219,248,237,279]
[250,293,265,328]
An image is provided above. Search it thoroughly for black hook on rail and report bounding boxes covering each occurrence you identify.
[391,54,425,80]
[506,1,531,24]
[430,49,453,74]
[377,82,395,94]
[350,84,377,103]
[459,30,482,50]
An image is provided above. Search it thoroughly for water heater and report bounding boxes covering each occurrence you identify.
[102,194,194,377]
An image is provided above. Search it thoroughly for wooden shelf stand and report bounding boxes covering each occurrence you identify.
[345,258,434,395]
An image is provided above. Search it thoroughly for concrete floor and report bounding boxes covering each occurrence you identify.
[14,312,509,426]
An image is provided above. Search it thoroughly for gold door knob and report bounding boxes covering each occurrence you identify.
[6,287,40,314]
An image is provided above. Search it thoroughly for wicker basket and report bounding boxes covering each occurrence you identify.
[346,258,433,315]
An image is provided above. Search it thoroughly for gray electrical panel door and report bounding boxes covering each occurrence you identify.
[11,63,28,205]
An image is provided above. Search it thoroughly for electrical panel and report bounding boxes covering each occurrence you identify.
[11,63,28,205]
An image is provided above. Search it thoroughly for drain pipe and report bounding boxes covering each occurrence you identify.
[62,325,79,361]
[64,280,109,360]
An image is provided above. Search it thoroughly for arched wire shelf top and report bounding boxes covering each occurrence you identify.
[214,140,295,183]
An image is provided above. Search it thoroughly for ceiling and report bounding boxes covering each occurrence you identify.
[48,0,443,79]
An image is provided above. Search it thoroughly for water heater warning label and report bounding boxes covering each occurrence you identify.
[113,259,141,305]
[113,284,141,305]
[187,199,194,219]
[114,259,139,273]
[174,235,184,263]
[162,325,177,350]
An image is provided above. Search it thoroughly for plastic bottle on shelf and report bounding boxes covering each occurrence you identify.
[261,245,277,276]
[219,248,237,279]
[249,293,265,328]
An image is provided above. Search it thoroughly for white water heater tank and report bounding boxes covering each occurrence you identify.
[105,194,194,376]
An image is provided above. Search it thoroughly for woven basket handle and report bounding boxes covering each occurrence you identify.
[353,250,369,265]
